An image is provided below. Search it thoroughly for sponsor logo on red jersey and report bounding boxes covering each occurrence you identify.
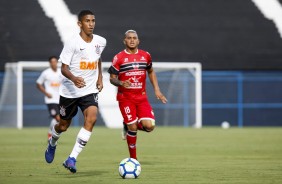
[125,71,145,76]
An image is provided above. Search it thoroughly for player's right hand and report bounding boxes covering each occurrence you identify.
[121,80,131,88]
[46,93,52,98]
[73,77,86,88]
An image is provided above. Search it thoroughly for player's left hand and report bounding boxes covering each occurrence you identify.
[155,90,167,104]
[96,81,103,92]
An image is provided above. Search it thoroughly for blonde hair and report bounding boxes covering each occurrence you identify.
[124,30,138,38]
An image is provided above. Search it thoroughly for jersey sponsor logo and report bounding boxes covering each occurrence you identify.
[124,58,128,63]
[50,82,60,87]
[80,48,85,51]
[125,71,145,76]
[131,76,141,83]
[129,83,143,89]
[80,61,98,70]
[128,76,142,89]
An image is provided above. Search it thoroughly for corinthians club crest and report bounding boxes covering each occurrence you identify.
[60,106,66,117]
[95,45,101,55]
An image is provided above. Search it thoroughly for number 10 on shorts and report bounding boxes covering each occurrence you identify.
[124,106,132,121]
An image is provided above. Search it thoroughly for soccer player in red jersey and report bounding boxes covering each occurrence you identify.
[108,30,167,159]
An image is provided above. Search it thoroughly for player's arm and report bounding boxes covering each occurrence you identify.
[109,74,131,88]
[96,58,103,92]
[147,67,167,103]
[108,62,131,87]
[36,83,52,98]
[61,63,86,88]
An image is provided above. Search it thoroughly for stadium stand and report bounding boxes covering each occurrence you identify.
[1,0,282,127]
[66,0,282,70]
[0,0,282,70]
[0,0,62,71]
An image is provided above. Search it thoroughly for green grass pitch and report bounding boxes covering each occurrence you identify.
[0,127,282,184]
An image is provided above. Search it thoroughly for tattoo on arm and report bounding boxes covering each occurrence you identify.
[110,77,122,87]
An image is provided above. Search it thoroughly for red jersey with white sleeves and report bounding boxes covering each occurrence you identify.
[108,49,152,99]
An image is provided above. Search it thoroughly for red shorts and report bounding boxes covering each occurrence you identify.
[118,93,155,125]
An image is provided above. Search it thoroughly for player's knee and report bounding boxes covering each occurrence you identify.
[143,120,155,132]
[128,123,138,131]
[145,125,155,132]
[58,123,68,132]
[57,119,71,132]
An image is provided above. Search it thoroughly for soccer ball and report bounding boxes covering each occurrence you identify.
[221,121,230,129]
[118,158,141,179]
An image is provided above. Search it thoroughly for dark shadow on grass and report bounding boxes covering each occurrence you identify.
[138,161,160,165]
[58,170,108,178]
[117,177,141,180]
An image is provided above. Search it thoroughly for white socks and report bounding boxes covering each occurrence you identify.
[50,125,61,147]
[69,128,92,159]
[48,118,58,134]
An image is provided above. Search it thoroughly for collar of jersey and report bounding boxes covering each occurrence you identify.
[124,49,138,54]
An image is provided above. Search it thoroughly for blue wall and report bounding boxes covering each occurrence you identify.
[1,71,282,127]
[203,71,282,126]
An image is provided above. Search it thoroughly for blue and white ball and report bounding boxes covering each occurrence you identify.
[118,158,141,179]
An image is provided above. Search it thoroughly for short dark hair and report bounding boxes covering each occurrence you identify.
[48,56,58,62]
[78,10,94,21]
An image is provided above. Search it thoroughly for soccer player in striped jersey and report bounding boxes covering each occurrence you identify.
[36,56,61,140]
[44,10,106,173]
[108,30,167,159]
